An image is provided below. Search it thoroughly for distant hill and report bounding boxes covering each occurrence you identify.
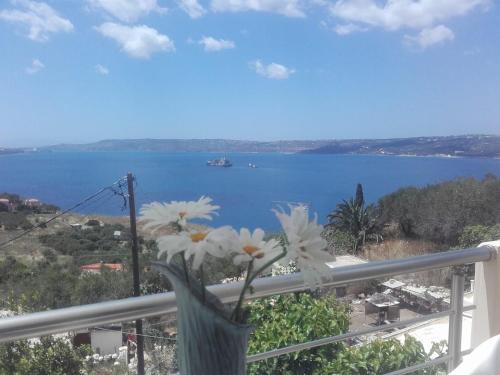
[40,139,332,153]
[38,135,500,157]
[0,148,24,155]
[302,135,500,158]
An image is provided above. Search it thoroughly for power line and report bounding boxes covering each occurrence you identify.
[0,177,128,249]
[57,191,119,231]
[67,190,118,215]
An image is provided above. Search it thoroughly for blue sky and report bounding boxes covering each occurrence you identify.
[1,0,499,147]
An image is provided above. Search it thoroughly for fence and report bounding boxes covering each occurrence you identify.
[1,244,499,374]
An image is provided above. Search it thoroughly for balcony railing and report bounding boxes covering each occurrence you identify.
[0,245,497,374]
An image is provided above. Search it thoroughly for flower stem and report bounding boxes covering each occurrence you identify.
[231,260,254,322]
[181,254,190,289]
[244,249,287,290]
[200,264,206,304]
[230,249,287,322]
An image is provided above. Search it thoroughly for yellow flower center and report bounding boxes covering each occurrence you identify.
[243,245,264,259]
[190,232,208,243]
[243,245,259,255]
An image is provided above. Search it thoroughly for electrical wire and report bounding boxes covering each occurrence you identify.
[68,191,118,215]
[0,177,128,249]
[58,192,118,231]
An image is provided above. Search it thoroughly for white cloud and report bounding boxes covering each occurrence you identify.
[95,64,110,75]
[334,23,367,35]
[95,22,175,59]
[404,24,454,49]
[87,0,167,23]
[329,0,490,31]
[327,1,489,48]
[211,0,305,18]
[0,0,73,42]
[249,60,295,79]
[199,36,235,51]
[178,0,206,18]
[26,58,44,74]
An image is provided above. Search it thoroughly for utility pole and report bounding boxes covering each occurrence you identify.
[127,173,145,375]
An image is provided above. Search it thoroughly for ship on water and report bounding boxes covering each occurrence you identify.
[206,156,232,167]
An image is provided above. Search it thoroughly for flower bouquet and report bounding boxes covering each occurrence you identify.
[140,197,335,375]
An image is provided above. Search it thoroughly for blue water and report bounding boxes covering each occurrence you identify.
[1,152,499,230]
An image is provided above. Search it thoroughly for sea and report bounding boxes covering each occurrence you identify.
[1,152,499,231]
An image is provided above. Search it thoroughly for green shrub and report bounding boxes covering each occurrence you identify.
[39,224,131,264]
[322,336,446,375]
[247,293,446,375]
[71,269,133,305]
[322,227,357,255]
[0,337,91,375]
[247,293,350,375]
[0,257,135,311]
[377,175,500,244]
[0,212,32,230]
[458,224,500,248]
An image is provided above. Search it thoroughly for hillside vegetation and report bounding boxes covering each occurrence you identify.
[377,174,500,245]
[324,174,500,257]
[304,135,500,157]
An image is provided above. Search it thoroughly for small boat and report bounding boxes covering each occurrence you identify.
[207,156,232,167]
[248,163,257,168]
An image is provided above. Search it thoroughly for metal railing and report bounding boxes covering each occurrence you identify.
[0,246,494,373]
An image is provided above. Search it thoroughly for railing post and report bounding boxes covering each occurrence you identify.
[471,240,500,349]
[448,265,465,372]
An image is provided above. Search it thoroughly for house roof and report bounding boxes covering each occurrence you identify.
[80,263,124,271]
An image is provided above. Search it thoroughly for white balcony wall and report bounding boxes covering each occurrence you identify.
[471,240,500,348]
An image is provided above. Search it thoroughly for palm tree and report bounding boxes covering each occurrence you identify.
[328,185,379,253]
[355,183,364,207]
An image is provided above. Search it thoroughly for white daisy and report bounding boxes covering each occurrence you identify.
[231,228,283,270]
[157,226,233,270]
[273,205,334,289]
[140,196,219,231]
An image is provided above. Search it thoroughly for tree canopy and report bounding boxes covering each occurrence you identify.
[377,175,500,244]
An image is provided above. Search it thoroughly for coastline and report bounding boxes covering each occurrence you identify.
[7,149,500,160]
